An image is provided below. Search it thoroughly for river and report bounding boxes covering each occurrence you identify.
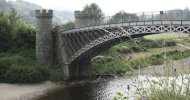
[38,58,190,100]
[38,74,190,100]
[38,76,137,100]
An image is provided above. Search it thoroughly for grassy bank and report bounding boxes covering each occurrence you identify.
[92,50,190,75]
[92,33,190,75]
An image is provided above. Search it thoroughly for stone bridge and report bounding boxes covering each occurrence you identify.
[35,9,190,79]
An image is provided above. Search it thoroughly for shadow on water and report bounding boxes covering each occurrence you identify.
[39,83,92,100]
[38,78,109,100]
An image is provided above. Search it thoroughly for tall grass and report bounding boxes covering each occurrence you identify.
[135,62,190,100]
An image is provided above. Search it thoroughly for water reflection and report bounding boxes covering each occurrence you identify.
[38,77,135,100]
[39,82,93,100]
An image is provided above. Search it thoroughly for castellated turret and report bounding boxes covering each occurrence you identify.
[35,9,54,68]
[74,10,94,28]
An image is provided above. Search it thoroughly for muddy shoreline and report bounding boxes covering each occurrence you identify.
[0,81,61,100]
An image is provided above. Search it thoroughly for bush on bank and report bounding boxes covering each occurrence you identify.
[0,50,65,83]
[0,50,47,83]
[49,67,66,82]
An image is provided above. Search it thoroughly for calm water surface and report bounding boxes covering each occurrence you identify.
[38,76,137,100]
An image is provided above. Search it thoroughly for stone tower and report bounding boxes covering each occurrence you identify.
[74,11,94,28]
[35,9,54,68]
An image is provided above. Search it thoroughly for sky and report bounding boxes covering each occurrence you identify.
[20,0,190,15]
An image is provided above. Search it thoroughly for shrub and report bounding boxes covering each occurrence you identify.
[162,40,176,47]
[5,66,45,83]
[13,24,35,49]
[92,56,128,75]
[0,51,50,83]
[142,40,162,48]
[0,61,11,82]
[146,53,164,65]
[0,55,27,66]
[115,47,128,54]
[49,67,66,82]
[18,49,35,60]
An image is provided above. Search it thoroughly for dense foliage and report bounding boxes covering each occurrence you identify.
[111,11,139,23]
[0,9,65,83]
[0,3,104,83]
[0,49,49,83]
[0,10,35,52]
[0,12,12,52]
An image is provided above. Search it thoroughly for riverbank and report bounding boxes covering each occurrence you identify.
[133,57,190,76]
[0,81,60,100]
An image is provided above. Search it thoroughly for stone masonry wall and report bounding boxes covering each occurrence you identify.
[35,9,54,68]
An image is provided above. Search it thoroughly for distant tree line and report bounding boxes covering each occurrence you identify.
[109,11,139,23]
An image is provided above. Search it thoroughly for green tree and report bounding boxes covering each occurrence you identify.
[0,9,35,52]
[61,21,75,30]
[110,11,139,23]
[13,24,35,49]
[9,8,22,29]
[82,3,104,25]
[0,12,12,52]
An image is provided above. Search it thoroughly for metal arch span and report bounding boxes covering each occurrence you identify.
[61,20,190,64]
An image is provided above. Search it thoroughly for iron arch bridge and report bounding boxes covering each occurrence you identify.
[61,20,190,78]
[35,9,190,79]
[62,20,190,63]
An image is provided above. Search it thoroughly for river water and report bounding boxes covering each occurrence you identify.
[38,76,137,100]
[38,58,190,100]
[38,73,190,100]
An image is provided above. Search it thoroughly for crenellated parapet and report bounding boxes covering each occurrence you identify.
[35,9,53,18]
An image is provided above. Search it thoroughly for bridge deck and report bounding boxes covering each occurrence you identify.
[63,20,190,34]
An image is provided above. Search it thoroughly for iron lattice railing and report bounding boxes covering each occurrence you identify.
[63,10,190,31]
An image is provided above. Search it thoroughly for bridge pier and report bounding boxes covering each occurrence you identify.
[63,59,92,79]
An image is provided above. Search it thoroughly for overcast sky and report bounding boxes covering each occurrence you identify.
[21,0,190,15]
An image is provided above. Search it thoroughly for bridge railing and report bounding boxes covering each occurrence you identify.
[64,10,190,31]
